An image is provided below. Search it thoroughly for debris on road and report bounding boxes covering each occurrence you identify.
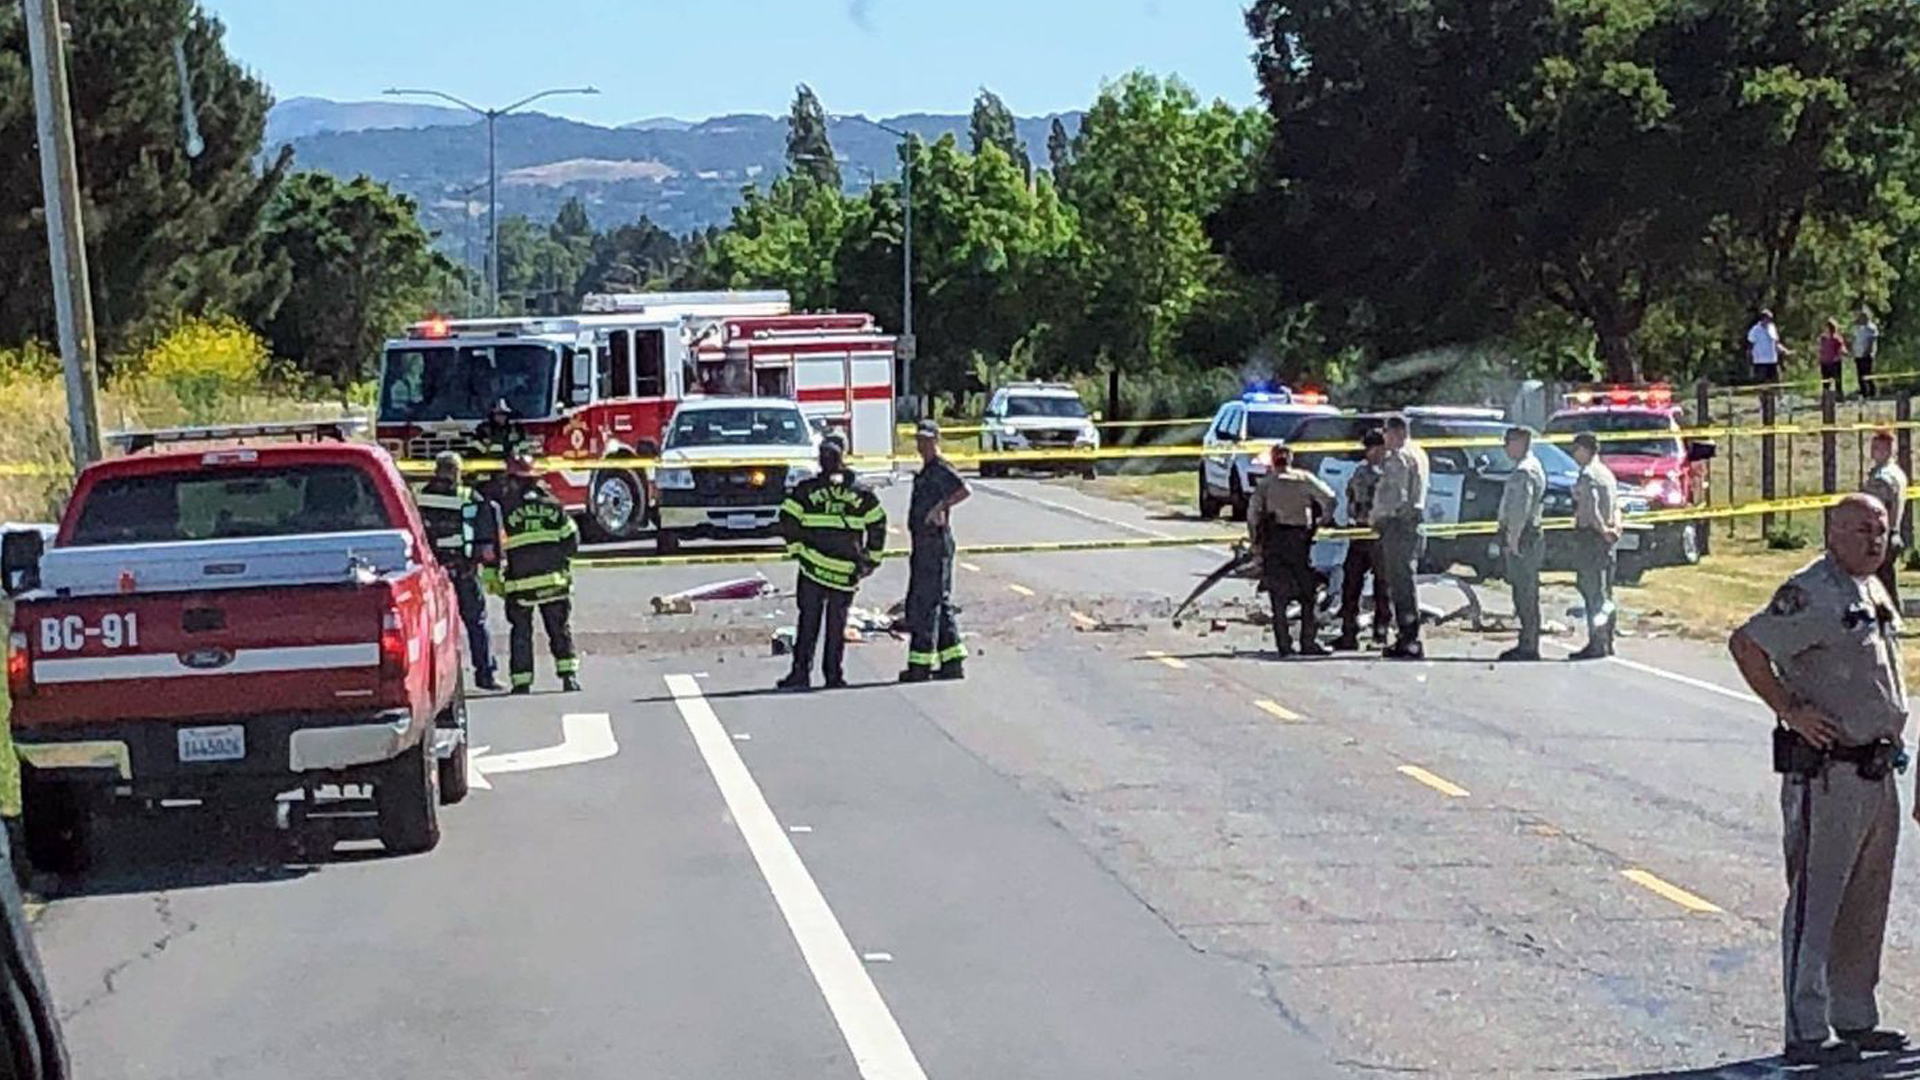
[651,573,772,615]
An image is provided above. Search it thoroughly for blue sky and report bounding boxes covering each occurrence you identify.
[201,0,1259,124]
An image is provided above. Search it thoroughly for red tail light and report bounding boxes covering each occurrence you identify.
[380,609,409,680]
[7,631,30,699]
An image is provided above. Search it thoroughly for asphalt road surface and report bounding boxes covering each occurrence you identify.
[30,472,1920,1078]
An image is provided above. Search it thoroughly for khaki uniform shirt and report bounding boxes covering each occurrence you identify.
[1739,552,1907,746]
[1863,461,1909,538]
[1345,461,1383,528]
[1574,460,1621,535]
[1248,467,1337,536]
[1370,442,1429,525]
[1497,454,1547,547]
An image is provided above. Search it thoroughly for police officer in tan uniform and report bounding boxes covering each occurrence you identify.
[1371,416,1429,659]
[1729,494,1909,1067]
[1248,442,1337,657]
[1570,433,1622,660]
[1496,427,1547,661]
[1862,429,1908,608]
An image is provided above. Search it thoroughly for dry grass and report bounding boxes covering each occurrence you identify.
[1070,471,1195,514]
[0,371,352,523]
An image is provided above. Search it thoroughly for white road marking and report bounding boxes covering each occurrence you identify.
[1008,583,1036,597]
[733,732,753,741]
[1070,611,1099,629]
[1145,649,1189,670]
[974,479,1235,559]
[958,561,982,573]
[1605,655,1762,707]
[788,825,814,834]
[863,952,895,963]
[666,674,928,1080]
[469,713,617,786]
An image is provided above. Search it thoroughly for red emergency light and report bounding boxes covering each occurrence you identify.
[420,315,452,339]
[1294,389,1329,405]
[1565,384,1673,409]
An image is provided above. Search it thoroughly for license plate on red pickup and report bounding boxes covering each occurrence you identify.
[177,725,246,763]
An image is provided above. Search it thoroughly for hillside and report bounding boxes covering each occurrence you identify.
[271,99,1081,247]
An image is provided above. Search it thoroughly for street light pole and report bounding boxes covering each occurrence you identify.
[24,0,103,467]
[834,115,916,410]
[385,85,600,316]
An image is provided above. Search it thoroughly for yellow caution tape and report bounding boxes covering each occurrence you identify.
[574,487,1893,569]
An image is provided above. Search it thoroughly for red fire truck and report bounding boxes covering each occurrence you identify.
[1544,384,1717,567]
[374,291,898,541]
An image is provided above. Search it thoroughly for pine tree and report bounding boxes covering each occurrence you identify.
[786,84,840,189]
[0,0,287,364]
[1046,116,1075,193]
[969,89,1029,176]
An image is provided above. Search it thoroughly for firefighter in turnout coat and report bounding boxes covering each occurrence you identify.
[415,451,502,690]
[777,436,888,691]
[493,448,581,694]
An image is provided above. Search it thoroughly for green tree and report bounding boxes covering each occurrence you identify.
[787,84,840,189]
[577,218,688,294]
[712,174,849,310]
[0,0,289,364]
[1235,0,1920,383]
[1066,73,1264,415]
[1046,116,1075,192]
[836,137,1077,404]
[969,88,1029,176]
[260,172,454,387]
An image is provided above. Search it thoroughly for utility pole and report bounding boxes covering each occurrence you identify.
[24,0,104,467]
[833,115,916,412]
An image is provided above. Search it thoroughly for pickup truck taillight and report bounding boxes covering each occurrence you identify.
[7,631,29,698]
[380,609,408,679]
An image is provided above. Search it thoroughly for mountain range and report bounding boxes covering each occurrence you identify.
[269,97,1081,254]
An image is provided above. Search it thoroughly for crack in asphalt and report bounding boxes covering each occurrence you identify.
[58,894,198,1023]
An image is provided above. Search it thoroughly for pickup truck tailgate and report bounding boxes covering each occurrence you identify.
[18,584,390,725]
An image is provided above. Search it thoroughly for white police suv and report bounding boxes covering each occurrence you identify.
[1197,389,1339,520]
[978,382,1100,478]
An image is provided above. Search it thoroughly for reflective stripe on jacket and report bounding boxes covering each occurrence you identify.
[778,472,886,591]
[501,482,578,604]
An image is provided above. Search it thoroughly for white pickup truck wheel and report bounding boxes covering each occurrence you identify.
[376,736,441,855]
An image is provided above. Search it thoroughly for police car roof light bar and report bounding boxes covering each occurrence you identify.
[106,418,369,455]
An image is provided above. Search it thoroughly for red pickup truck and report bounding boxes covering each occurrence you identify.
[2,432,469,872]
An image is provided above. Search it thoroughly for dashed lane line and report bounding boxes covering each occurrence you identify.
[665,674,929,1080]
[1395,764,1471,799]
[1144,649,1189,670]
[1007,583,1036,597]
[1070,611,1099,629]
[1621,869,1725,914]
[958,561,983,573]
[1253,699,1304,722]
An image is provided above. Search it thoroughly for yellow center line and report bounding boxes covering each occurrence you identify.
[1145,649,1189,670]
[1621,869,1724,914]
[1070,611,1099,629]
[1007,583,1036,597]
[1396,765,1470,799]
[1254,699,1303,722]
[959,561,982,573]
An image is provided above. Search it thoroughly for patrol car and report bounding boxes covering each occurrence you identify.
[1197,389,1339,520]
[977,383,1100,478]
[1290,408,1653,589]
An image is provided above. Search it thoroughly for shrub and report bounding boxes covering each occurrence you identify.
[132,316,270,424]
[1765,524,1810,551]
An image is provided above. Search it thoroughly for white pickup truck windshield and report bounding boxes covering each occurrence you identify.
[67,465,394,546]
[665,408,812,448]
